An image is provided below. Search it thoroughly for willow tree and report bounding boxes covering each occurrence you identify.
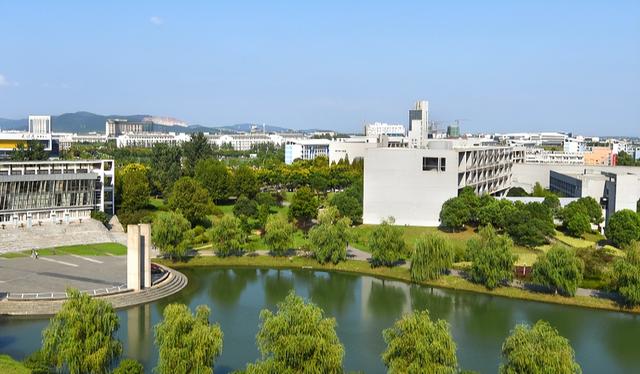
[263,214,296,256]
[468,225,517,289]
[370,217,406,267]
[42,289,122,374]
[245,291,344,373]
[308,206,351,264]
[382,310,458,374]
[532,245,584,296]
[411,234,454,282]
[154,304,223,374]
[500,320,581,374]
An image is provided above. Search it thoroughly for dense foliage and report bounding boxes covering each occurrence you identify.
[468,225,517,289]
[287,186,319,227]
[370,218,406,267]
[439,197,470,231]
[113,359,144,374]
[42,289,122,374]
[168,177,213,226]
[209,215,246,257]
[382,310,458,374]
[308,206,351,264]
[245,292,344,373]
[410,234,454,282]
[500,321,582,374]
[612,242,640,306]
[605,209,640,248]
[154,304,223,374]
[152,211,192,260]
[195,158,231,203]
[119,163,151,213]
[263,214,296,256]
[532,245,584,296]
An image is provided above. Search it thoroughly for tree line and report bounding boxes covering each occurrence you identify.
[22,288,583,374]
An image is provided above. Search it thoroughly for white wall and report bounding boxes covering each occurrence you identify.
[363,148,458,226]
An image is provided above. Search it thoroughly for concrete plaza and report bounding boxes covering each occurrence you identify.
[0,254,126,294]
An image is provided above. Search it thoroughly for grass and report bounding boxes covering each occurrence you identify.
[0,355,30,374]
[554,230,598,249]
[349,225,476,254]
[0,242,127,258]
[157,254,640,315]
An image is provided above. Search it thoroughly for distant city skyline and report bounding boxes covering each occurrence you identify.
[0,1,638,135]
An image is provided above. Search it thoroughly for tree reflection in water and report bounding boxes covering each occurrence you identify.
[209,268,258,307]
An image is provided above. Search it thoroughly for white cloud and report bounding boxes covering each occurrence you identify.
[0,74,8,86]
[150,16,164,25]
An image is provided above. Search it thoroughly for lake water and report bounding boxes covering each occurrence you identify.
[1,267,639,373]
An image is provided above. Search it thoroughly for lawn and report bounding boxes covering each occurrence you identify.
[554,230,599,249]
[349,225,477,254]
[0,355,30,374]
[0,242,127,258]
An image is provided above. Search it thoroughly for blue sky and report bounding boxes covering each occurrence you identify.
[0,0,638,135]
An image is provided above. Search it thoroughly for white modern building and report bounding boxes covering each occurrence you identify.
[105,119,153,137]
[284,139,331,164]
[364,122,406,137]
[0,159,115,225]
[328,136,378,164]
[363,139,525,226]
[524,149,585,165]
[28,115,52,134]
[56,133,107,150]
[116,132,190,148]
[408,100,429,148]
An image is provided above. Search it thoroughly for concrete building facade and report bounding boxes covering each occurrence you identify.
[284,139,331,164]
[0,160,115,225]
[364,122,406,137]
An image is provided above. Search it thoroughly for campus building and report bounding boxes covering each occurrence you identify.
[0,115,56,159]
[363,139,525,226]
[0,160,115,225]
[116,132,190,148]
[364,122,406,137]
[105,119,154,137]
[284,139,331,164]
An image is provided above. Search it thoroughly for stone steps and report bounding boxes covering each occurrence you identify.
[0,267,188,316]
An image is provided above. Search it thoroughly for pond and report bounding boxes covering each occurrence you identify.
[1,267,639,373]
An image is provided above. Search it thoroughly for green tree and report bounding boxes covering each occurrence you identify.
[439,197,470,231]
[612,243,640,306]
[42,289,122,374]
[382,310,458,374]
[152,211,191,260]
[113,359,144,374]
[194,158,230,203]
[151,143,182,197]
[532,245,584,296]
[500,320,582,374]
[370,218,406,267]
[411,234,454,282]
[233,195,259,219]
[605,209,640,248]
[330,189,362,225]
[154,304,223,374]
[543,195,561,215]
[209,215,246,257]
[264,214,296,256]
[11,140,49,161]
[255,192,277,208]
[182,132,212,176]
[576,197,603,226]
[637,198,640,213]
[308,206,351,264]
[288,186,319,227]
[564,207,591,238]
[245,292,344,374]
[120,164,150,213]
[505,202,554,247]
[233,165,260,199]
[468,225,516,289]
[168,177,213,225]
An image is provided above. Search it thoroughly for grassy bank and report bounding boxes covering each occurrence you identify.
[156,255,640,315]
[0,242,126,258]
[0,355,30,374]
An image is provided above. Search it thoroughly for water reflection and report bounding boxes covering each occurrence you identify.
[365,278,409,319]
[409,285,454,321]
[263,269,294,306]
[126,304,152,362]
[209,269,258,307]
[308,271,357,315]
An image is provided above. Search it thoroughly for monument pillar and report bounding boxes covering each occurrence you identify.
[127,224,151,291]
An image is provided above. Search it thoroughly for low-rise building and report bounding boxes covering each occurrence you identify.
[116,132,189,148]
[584,146,614,166]
[284,139,330,164]
[364,122,406,137]
[0,159,115,225]
[524,149,584,165]
[105,119,154,137]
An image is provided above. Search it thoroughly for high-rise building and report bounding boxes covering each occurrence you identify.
[28,115,52,134]
[408,100,428,148]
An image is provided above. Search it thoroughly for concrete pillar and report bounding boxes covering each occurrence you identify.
[127,224,151,291]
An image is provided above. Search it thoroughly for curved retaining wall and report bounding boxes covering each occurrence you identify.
[0,265,187,316]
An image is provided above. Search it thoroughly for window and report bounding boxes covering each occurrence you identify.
[422,157,438,171]
[440,158,446,171]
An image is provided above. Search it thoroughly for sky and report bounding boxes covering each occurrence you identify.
[0,0,638,135]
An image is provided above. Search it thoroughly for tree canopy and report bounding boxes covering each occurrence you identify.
[42,289,122,374]
[244,292,344,374]
[612,242,640,306]
[532,245,584,296]
[154,303,223,374]
[288,186,319,227]
[209,215,246,257]
[468,225,517,289]
[439,197,470,231]
[308,206,351,264]
[500,320,582,374]
[233,165,260,199]
[195,158,231,203]
[382,310,458,374]
[119,163,150,213]
[168,177,213,226]
[370,218,406,267]
[605,209,640,248]
[151,143,182,197]
[410,233,454,282]
[152,211,191,260]
[182,132,213,176]
[264,214,296,256]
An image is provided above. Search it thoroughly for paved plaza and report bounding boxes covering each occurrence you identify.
[0,254,126,294]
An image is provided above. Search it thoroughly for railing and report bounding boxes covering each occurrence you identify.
[2,284,129,301]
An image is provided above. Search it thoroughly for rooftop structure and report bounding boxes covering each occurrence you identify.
[364,122,406,137]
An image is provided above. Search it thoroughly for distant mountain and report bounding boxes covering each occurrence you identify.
[0,112,297,134]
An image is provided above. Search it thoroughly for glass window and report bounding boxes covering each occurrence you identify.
[422,157,438,171]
